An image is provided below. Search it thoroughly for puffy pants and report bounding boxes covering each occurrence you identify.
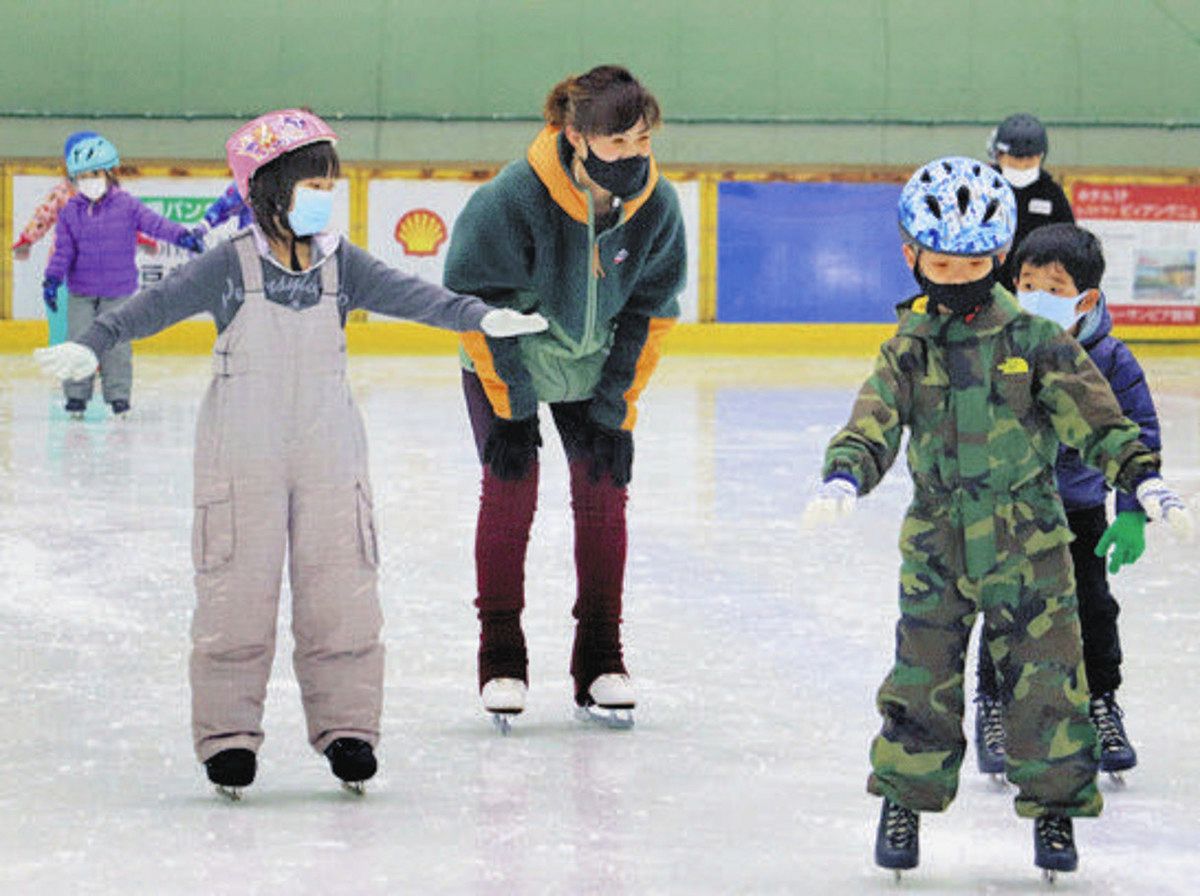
[978,504,1123,698]
[188,240,383,762]
[869,507,1101,819]
[65,294,132,404]
[463,371,628,704]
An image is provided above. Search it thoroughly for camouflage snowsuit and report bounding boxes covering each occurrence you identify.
[823,287,1159,819]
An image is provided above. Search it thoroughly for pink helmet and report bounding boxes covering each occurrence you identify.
[226,109,338,199]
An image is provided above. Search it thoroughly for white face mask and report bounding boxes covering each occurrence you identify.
[1001,166,1040,189]
[76,176,108,201]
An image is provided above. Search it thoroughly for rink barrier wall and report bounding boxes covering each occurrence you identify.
[3,159,1199,354]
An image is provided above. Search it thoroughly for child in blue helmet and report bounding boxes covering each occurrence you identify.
[42,133,204,417]
[12,132,162,345]
[800,158,1191,881]
[974,223,1163,782]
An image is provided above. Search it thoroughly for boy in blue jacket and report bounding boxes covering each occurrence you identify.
[975,223,1161,780]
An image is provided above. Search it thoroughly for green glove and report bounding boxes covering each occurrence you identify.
[1094,511,1147,573]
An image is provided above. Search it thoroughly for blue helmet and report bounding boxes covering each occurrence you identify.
[63,130,99,159]
[65,135,120,178]
[898,156,1016,256]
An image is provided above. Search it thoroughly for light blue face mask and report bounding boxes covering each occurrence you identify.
[1017,289,1086,332]
[288,186,333,236]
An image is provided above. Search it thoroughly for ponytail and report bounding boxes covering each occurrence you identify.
[541,65,661,136]
[543,78,574,129]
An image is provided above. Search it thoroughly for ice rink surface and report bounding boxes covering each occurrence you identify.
[1,352,1198,895]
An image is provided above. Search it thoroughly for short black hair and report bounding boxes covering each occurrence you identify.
[1010,222,1105,291]
[247,140,340,244]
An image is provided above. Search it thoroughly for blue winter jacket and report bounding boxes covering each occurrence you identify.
[1056,295,1160,513]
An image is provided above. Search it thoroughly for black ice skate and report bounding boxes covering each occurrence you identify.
[65,398,86,420]
[1090,692,1137,782]
[204,748,256,801]
[110,399,130,418]
[974,694,1006,782]
[324,738,377,794]
[874,797,919,880]
[1033,814,1077,882]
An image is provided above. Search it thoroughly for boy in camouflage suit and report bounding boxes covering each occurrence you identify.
[802,157,1191,880]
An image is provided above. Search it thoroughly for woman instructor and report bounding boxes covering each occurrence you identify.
[444,64,687,728]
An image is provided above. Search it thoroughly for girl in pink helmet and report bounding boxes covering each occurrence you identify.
[35,109,547,798]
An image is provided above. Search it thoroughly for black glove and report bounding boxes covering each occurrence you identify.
[42,276,62,313]
[483,415,541,480]
[176,230,205,253]
[587,420,633,487]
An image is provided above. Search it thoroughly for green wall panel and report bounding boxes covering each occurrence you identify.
[2,0,1199,126]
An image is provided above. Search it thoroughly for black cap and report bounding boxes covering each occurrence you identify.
[987,113,1049,160]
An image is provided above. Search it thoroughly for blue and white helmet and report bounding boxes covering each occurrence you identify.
[898,156,1016,256]
[65,135,120,178]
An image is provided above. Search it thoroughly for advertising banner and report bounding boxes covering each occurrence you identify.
[1072,181,1200,326]
[716,181,913,323]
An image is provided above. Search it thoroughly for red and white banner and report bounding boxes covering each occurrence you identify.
[1072,180,1200,326]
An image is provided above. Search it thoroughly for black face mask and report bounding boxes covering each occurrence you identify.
[581,142,650,199]
[913,262,998,317]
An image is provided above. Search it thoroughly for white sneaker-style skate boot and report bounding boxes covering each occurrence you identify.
[481,677,526,735]
[575,673,635,729]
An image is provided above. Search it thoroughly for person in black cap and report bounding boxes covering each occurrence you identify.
[987,113,1075,290]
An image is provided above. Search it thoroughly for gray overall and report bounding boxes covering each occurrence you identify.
[189,233,383,762]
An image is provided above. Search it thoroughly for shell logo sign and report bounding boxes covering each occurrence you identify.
[394,208,448,257]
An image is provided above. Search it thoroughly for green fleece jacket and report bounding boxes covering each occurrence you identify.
[444,126,686,430]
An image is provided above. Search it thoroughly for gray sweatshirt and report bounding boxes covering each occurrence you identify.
[74,233,490,358]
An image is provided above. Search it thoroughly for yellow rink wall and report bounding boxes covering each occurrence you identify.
[3,159,1198,356]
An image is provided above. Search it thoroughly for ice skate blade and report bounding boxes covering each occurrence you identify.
[68,412,85,421]
[575,706,635,729]
[1042,868,1057,884]
[340,780,367,796]
[989,772,1007,788]
[491,712,516,736]
[1106,771,1127,786]
[214,785,243,802]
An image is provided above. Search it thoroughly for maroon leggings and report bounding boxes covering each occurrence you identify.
[463,371,628,703]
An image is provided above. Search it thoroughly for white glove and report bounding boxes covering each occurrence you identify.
[801,477,858,530]
[480,308,549,338]
[33,342,99,381]
[1136,476,1195,541]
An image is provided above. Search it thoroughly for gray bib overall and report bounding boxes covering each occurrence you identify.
[189,232,383,761]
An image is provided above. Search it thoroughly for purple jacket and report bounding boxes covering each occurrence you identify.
[1056,296,1161,514]
[44,187,189,298]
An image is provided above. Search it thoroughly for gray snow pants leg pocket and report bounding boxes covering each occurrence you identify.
[355,481,379,568]
[193,481,236,572]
